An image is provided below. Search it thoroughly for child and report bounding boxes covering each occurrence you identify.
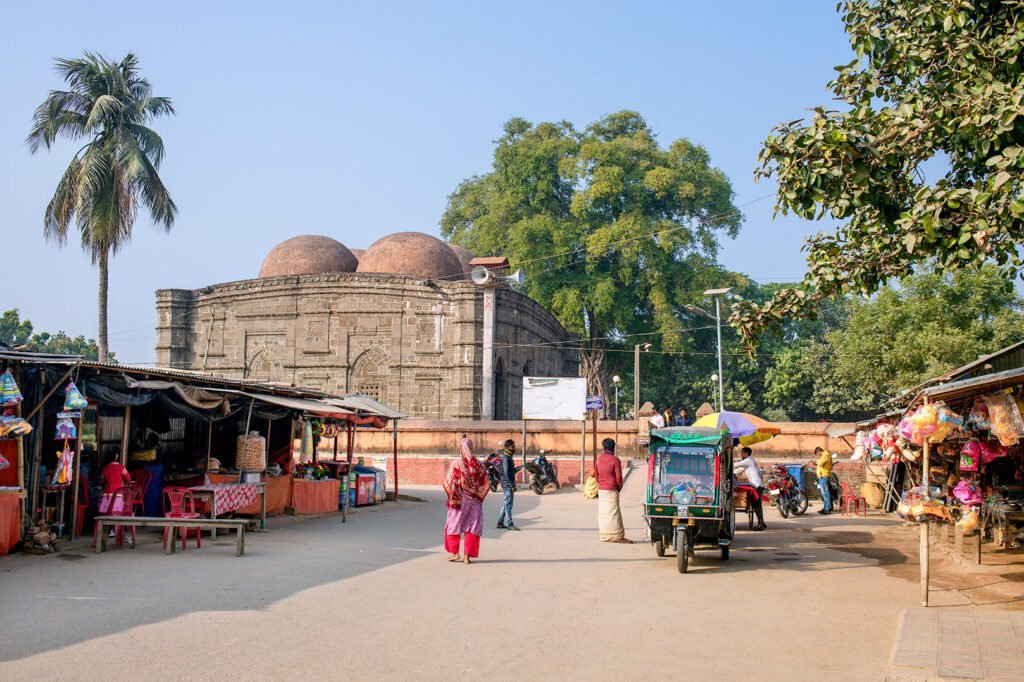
[98,451,130,516]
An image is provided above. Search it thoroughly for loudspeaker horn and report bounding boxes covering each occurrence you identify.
[471,266,492,284]
[506,269,524,285]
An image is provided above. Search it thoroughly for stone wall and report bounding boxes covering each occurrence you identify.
[155,273,577,420]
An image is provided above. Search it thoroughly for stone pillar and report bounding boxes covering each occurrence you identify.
[155,289,194,368]
[481,286,496,420]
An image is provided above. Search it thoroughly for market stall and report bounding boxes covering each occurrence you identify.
[859,367,1024,605]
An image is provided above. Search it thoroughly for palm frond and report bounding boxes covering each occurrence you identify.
[43,157,83,244]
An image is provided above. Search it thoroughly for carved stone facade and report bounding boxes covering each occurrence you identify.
[155,273,578,419]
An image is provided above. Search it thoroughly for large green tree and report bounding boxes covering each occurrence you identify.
[732,0,1024,344]
[442,112,741,405]
[764,265,1024,419]
[27,52,176,361]
[0,308,106,360]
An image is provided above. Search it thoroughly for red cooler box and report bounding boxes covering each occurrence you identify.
[354,474,375,506]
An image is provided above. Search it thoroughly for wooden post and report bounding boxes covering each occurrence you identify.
[392,419,399,500]
[29,369,46,522]
[921,397,931,607]
[69,416,83,539]
[333,425,339,462]
[205,421,213,474]
[119,405,132,465]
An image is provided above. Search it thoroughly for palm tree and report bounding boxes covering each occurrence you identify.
[27,52,176,361]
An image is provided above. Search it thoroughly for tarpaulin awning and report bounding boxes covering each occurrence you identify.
[324,394,407,419]
[233,391,355,419]
[650,426,728,446]
[124,377,231,416]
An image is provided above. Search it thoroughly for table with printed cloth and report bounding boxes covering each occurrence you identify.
[190,482,266,539]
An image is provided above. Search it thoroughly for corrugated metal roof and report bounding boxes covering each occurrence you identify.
[918,366,1024,403]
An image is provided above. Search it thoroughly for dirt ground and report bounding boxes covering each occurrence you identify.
[1,466,1018,680]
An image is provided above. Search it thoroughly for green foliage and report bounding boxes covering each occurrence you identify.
[732,0,1024,344]
[441,112,741,400]
[0,309,107,360]
[763,265,1024,419]
[27,52,176,359]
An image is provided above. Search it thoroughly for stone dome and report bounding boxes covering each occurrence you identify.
[448,244,475,279]
[350,248,366,262]
[356,232,463,280]
[259,235,358,278]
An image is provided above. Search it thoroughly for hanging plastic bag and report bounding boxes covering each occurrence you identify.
[980,440,1009,464]
[583,472,599,499]
[959,440,980,472]
[968,397,990,430]
[63,382,88,410]
[957,508,980,534]
[52,441,73,486]
[930,404,962,443]
[0,369,23,407]
[952,479,983,506]
[982,391,1024,446]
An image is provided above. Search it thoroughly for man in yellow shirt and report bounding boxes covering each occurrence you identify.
[814,446,834,515]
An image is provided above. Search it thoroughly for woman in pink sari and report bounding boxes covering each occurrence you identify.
[443,437,490,564]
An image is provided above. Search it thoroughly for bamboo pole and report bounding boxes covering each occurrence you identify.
[205,421,213,474]
[69,416,83,539]
[119,405,132,465]
[921,396,931,607]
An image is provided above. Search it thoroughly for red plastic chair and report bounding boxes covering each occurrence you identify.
[129,469,152,516]
[840,481,868,517]
[92,484,142,549]
[163,487,202,551]
[75,475,91,537]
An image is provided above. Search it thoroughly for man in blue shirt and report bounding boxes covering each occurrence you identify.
[496,439,521,531]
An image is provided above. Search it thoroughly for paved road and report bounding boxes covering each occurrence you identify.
[0,470,955,680]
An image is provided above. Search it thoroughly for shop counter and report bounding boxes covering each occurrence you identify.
[291,478,340,514]
[0,492,21,557]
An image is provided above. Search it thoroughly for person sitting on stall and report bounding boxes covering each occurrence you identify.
[733,446,767,531]
[98,451,131,535]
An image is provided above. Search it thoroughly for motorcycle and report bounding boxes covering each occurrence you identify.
[765,464,808,518]
[523,450,560,495]
[483,451,503,493]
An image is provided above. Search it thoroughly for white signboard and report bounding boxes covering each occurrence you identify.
[522,377,587,420]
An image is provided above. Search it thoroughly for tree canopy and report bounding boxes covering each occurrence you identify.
[0,308,107,360]
[731,0,1024,344]
[441,111,741,402]
[27,52,176,361]
[763,264,1024,419]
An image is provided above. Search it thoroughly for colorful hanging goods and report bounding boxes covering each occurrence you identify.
[63,382,88,410]
[0,414,32,438]
[929,404,962,443]
[908,405,938,445]
[959,440,981,472]
[957,508,981,534]
[0,369,23,407]
[52,440,73,486]
[896,485,952,524]
[952,479,983,506]
[982,391,1024,446]
[980,440,1009,464]
[968,396,990,430]
[54,417,76,440]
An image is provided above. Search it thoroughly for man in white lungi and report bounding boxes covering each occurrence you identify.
[595,438,632,543]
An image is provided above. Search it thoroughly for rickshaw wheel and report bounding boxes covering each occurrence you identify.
[675,534,689,573]
[654,539,665,557]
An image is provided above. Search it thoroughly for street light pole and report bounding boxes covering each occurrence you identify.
[612,375,621,447]
[714,295,724,412]
[632,343,651,417]
[688,288,731,413]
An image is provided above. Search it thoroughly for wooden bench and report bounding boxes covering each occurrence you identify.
[94,516,249,557]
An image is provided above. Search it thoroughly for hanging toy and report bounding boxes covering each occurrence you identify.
[0,369,23,407]
[63,381,88,411]
[52,440,74,486]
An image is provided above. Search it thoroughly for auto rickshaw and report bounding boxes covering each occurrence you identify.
[643,426,735,573]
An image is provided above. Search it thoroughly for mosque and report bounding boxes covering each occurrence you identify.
[155,232,578,420]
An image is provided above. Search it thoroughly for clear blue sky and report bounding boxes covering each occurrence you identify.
[0,1,851,364]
